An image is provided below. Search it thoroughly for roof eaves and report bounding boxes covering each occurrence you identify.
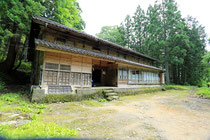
[35,39,164,71]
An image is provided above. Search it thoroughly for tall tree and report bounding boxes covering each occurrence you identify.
[41,0,85,30]
[0,0,86,73]
[118,0,207,85]
[121,15,133,48]
[132,5,146,53]
[96,26,125,46]
[0,0,44,72]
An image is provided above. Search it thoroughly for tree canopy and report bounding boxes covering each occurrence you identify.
[96,26,125,46]
[97,0,208,86]
[0,0,85,72]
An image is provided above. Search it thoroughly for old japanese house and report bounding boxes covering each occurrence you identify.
[28,17,164,94]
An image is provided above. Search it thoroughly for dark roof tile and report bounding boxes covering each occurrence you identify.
[35,39,164,71]
[32,16,159,61]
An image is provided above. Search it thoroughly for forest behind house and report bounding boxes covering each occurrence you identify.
[0,0,209,92]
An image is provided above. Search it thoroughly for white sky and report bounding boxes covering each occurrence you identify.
[77,0,210,51]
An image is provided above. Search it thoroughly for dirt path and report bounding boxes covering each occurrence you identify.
[44,90,210,140]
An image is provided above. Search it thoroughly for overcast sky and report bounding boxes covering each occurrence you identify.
[77,0,210,51]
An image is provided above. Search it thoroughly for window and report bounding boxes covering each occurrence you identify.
[56,37,66,43]
[93,46,101,51]
[118,69,123,79]
[136,71,139,83]
[60,64,71,71]
[45,63,58,70]
[132,71,136,80]
[43,63,59,85]
[139,72,143,83]
[123,69,128,79]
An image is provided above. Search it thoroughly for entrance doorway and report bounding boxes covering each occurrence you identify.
[92,69,102,85]
[92,60,117,87]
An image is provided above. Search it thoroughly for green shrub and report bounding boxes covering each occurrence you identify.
[0,93,46,114]
[196,87,210,98]
[0,120,79,139]
[16,61,31,74]
[0,93,22,104]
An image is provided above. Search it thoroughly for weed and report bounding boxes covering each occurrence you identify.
[99,98,107,102]
[0,120,79,139]
[196,87,210,97]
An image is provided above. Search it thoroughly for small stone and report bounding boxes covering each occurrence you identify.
[9,114,19,118]
[77,128,82,131]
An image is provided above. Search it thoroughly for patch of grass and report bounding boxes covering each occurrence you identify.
[0,93,46,114]
[196,87,210,98]
[79,100,104,107]
[0,120,78,139]
[164,85,196,90]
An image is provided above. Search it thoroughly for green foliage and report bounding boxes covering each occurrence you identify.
[0,0,85,72]
[96,26,125,46]
[196,87,210,98]
[202,52,210,83]
[0,93,46,114]
[41,0,85,30]
[99,98,108,102]
[0,121,78,139]
[119,0,207,86]
[16,61,31,74]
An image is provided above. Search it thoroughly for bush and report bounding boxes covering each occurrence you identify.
[0,120,79,139]
[196,87,210,98]
[0,93,46,114]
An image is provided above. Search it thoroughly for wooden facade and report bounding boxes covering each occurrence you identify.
[29,17,164,94]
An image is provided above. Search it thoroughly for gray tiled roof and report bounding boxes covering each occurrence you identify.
[35,39,164,71]
[32,16,159,62]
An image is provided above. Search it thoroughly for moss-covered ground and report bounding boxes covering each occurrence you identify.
[0,85,210,139]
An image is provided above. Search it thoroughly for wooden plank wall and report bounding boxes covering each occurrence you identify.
[43,32,154,67]
[44,51,92,74]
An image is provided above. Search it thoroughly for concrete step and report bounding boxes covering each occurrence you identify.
[105,92,118,96]
[107,96,119,101]
[104,90,114,93]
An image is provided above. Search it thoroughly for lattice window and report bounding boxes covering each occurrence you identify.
[43,62,91,86]
[60,64,71,71]
[43,70,58,85]
[45,63,59,70]
[59,72,70,85]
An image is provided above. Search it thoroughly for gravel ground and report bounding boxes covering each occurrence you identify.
[42,89,210,140]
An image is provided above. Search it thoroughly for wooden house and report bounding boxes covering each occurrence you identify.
[28,17,164,94]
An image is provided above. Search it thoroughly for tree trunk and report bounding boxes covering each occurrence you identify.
[0,24,20,73]
[172,64,177,84]
[165,45,170,84]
